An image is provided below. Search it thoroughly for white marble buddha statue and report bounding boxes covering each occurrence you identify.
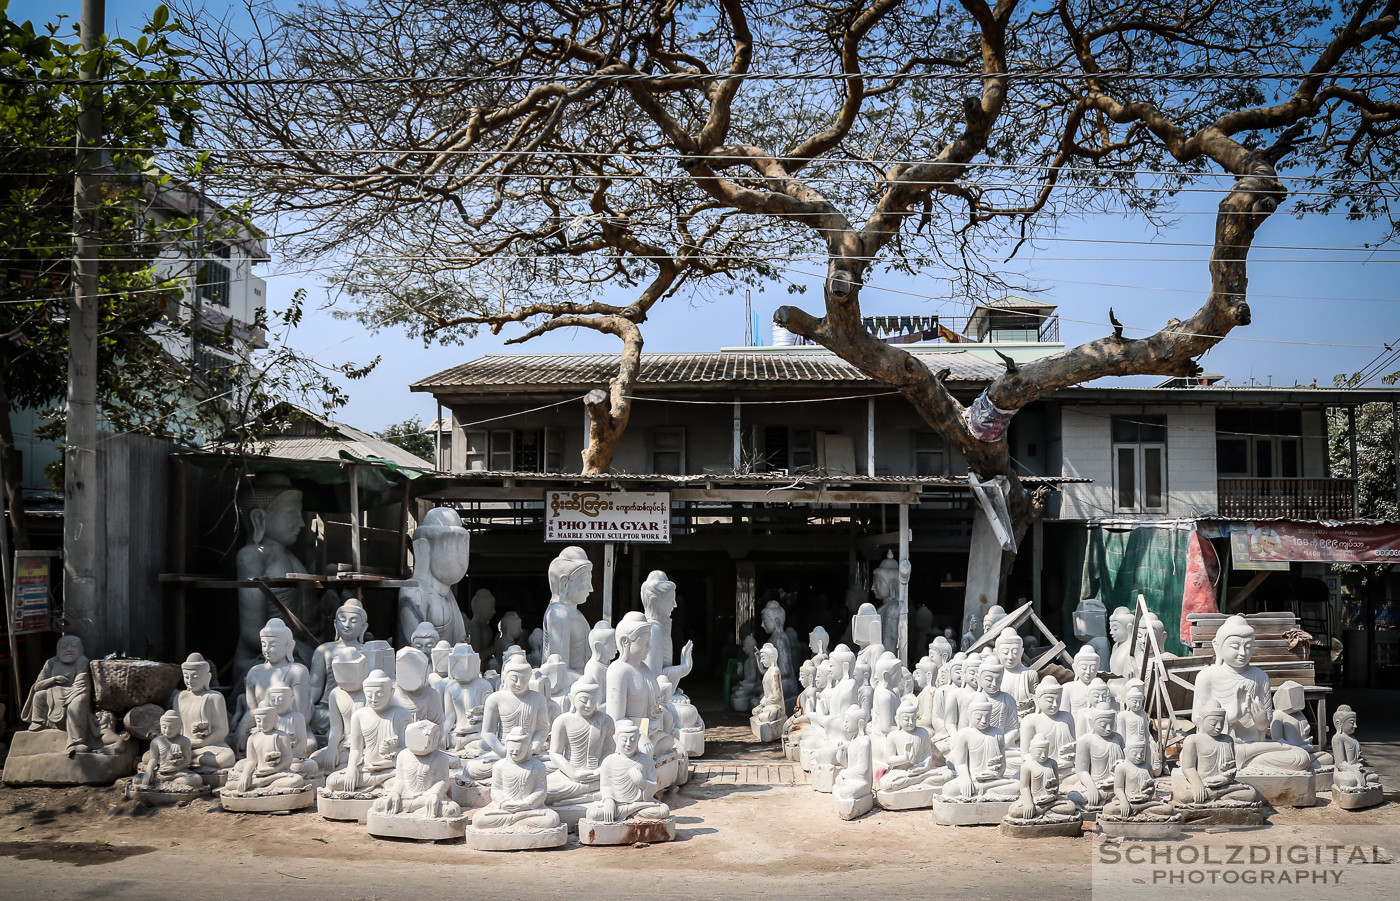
[877,696,950,795]
[471,727,561,832]
[869,652,903,742]
[1107,606,1135,678]
[393,647,446,736]
[993,628,1036,715]
[642,571,696,691]
[138,711,205,796]
[982,604,1008,639]
[227,705,312,796]
[444,643,492,756]
[1068,704,1124,809]
[1331,705,1382,794]
[314,648,367,774]
[583,620,617,694]
[371,720,461,820]
[398,507,470,647]
[913,659,937,731]
[171,652,236,775]
[832,705,875,820]
[852,659,874,720]
[1075,678,1118,737]
[465,589,497,657]
[431,640,453,705]
[1115,681,1159,775]
[1007,735,1079,823]
[606,612,662,739]
[808,626,830,667]
[310,597,368,716]
[324,669,413,794]
[785,662,818,760]
[797,661,834,766]
[534,654,571,724]
[942,694,1019,801]
[1271,680,1332,772]
[1060,645,1102,730]
[931,636,953,679]
[237,618,313,749]
[811,702,863,791]
[1020,676,1077,777]
[1072,598,1110,667]
[234,479,323,677]
[543,546,594,685]
[1190,615,1312,774]
[587,720,670,825]
[760,600,800,702]
[546,679,614,806]
[265,678,319,776]
[929,652,965,739]
[1109,740,1177,821]
[946,651,982,731]
[672,685,706,759]
[823,645,858,731]
[750,643,786,741]
[1176,702,1263,806]
[469,656,551,779]
[971,657,1020,744]
[408,621,440,658]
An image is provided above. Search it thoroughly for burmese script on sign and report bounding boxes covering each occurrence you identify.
[544,491,672,543]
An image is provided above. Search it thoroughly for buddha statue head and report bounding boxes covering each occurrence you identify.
[1088,704,1117,739]
[547,546,593,607]
[982,604,1007,635]
[498,611,523,644]
[978,657,1005,694]
[914,659,933,691]
[1124,680,1146,713]
[1028,734,1052,766]
[1073,597,1107,644]
[504,726,532,764]
[410,621,440,656]
[1125,739,1148,767]
[758,642,778,671]
[871,551,900,603]
[243,474,303,548]
[874,652,901,690]
[828,644,855,680]
[501,656,533,697]
[1199,700,1228,737]
[469,588,496,621]
[962,652,982,681]
[331,648,369,692]
[181,652,212,693]
[968,693,994,732]
[432,640,452,677]
[449,643,481,682]
[1072,644,1101,684]
[54,634,84,665]
[396,646,430,693]
[1135,611,1168,655]
[798,661,815,690]
[994,627,1024,670]
[1087,679,1113,709]
[570,679,601,718]
[266,676,294,716]
[947,652,966,687]
[931,635,953,666]
[1108,607,1135,644]
[896,695,919,734]
[588,620,617,662]
[814,660,833,691]
[852,659,872,688]
[412,507,470,586]
[363,670,394,712]
[840,704,867,741]
[808,626,830,658]
[259,619,295,666]
[159,709,184,740]
[760,600,786,636]
[615,718,642,757]
[640,570,677,623]
[1034,675,1063,715]
[333,597,368,643]
[405,719,441,756]
[616,612,652,665]
[1211,615,1256,669]
[1333,704,1358,736]
[251,705,277,735]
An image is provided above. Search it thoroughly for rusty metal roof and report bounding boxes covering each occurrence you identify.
[412,350,1003,392]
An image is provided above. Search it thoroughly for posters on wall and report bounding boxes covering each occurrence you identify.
[10,551,58,634]
[1236,521,1400,565]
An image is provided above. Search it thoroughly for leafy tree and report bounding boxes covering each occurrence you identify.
[376,415,435,464]
[1328,403,1398,521]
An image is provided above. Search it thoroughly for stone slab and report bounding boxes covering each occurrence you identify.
[577,815,676,845]
[1237,772,1316,807]
[1098,818,1183,840]
[680,731,704,758]
[466,823,568,851]
[810,766,836,793]
[876,785,940,810]
[448,776,490,810]
[835,793,874,821]
[1000,817,1085,839]
[549,804,590,830]
[1334,787,1384,811]
[126,783,210,806]
[750,718,779,743]
[931,799,1015,826]
[219,786,316,813]
[2,730,136,786]
[1315,769,1334,792]
[1176,805,1267,827]
[316,792,376,821]
[655,756,680,791]
[799,746,819,772]
[366,810,468,841]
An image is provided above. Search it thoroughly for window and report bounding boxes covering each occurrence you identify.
[749,426,828,473]
[482,428,562,473]
[489,430,513,471]
[914,430,948,477]
[463,429,486,472]
[1215,409,1302,478]
[651,427,685,475]
[198,244,231,307]
[1112,415,1167,512]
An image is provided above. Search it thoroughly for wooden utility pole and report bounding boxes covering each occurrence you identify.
[65,0,105,650]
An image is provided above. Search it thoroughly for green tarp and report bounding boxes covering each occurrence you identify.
[1073,524,1192,656]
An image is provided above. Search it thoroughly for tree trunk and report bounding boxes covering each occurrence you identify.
[580,320,644,475]
[0,364,31,552]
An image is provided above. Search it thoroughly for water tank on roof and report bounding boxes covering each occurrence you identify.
[770,322,797,346]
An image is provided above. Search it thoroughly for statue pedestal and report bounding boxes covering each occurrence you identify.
[654,752,680,791]
[466,823,568,851]
[125,781,210,806]
[449,775,490,810]
[750,718,779,743]
[578,815,676,845]
[198,770,230,789]
[680,729,704,758]
[219,784,316,813]
[810,764,837,793]
[548,804,590,831]
[1098,815,1182,840]
[1237,772,1316,807]
[931,798,1015,826]
[366,809,468,841]
[1334,786,1384,811]
[316,789,377,821]
[876,785,940,810]
[2,730,135,786]
[1173,802,1266,827]
[835,792,874,821]
[1314,768,1333,792]
[1000,814,1085,839]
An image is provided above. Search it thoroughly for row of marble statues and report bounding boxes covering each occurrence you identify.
[765,606,1385,833]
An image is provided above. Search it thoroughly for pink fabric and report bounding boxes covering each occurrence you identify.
[1181,528,1220,642]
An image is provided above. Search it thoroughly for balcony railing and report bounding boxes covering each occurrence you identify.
[1217,478,1355,520]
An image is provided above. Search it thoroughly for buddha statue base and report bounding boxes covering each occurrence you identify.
[875,784,940,810]
[1314,767,1334,793]
[548,804,591,831]
[931,797,1015,826]
[125,780,211,807]
[366,809,468,841]
[199,769,231,790]
[1334,785,1384,811]
[466,821,568,851]
[449,774,491,810]
[654,751,681,792]
[219,783,316,813]
[675,754,691,787]
[1235,772,1316,808]
[750,717,780,743]
[835,791,874,821]
[2,729,136,786]
[680,728,704,759]
[316,788,378,821]
[1098,813,1182,840]
[578,814,676,845]
[1000,812,1085,839]
[810,764,838,793]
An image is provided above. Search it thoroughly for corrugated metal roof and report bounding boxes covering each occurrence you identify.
[412,350,1003,392]
[421,470,1083,487]
[214,405,435,471]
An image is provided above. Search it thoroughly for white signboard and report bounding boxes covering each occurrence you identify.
[544,490,672,543]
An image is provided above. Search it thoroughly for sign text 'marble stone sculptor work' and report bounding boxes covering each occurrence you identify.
[545,492,672,544]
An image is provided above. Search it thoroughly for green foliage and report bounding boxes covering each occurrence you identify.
[375,415,435,464]
[1327,403,1398,521]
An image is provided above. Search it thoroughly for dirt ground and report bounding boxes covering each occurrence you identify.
[1,744,1397,901]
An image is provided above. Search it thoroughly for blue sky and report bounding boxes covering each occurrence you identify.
[14,1,1400,433]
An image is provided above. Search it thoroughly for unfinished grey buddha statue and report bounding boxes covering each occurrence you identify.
[367,720,464,839]
[1331,705,1383,808]
[313,648,367,775]
[467,656,550,780]
[1174,701,1264,815]
[133,711,207,803]
[641,570,695,690]
[445,643,493,756]
[466,589,497,657]
[543,546,593,685]
[729,633,762,712]
[546,679,614,807]
[760,600,800,702]
[1004,735,1080,831]
[870,551,909,657]
[172,652,236,778]
[1066,704,1123,809]
[468,727,566,850]
[237,618,313,749]
[876,696,950,808]
[942,694,1019,802]
[20,635,105,755]
[1191,615,1312,775]
[398,507,470,647]
[1072,598,1110,667]
[324,669,413,795]
[1019,676,1076,777]
[310,597,368,718]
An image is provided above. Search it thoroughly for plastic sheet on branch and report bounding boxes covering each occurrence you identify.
[965,391,1015,443]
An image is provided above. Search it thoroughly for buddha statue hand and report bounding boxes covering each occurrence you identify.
[1081,782,1102,807]
[596,797,620,824]
[628,764,646,789]
[192,721,210,739]
[954,776,975,800]
[382,791,403,814]
[422,792,443,818]
[378,736,398,757]
[265,750,282,766]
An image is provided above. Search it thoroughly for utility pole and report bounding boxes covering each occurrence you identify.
[65,0,105,651]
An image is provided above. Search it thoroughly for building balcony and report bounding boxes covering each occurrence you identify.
[1216,477,1356,521]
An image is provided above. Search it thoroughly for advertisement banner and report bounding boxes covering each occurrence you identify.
[1239,521,1400,564]
[11,551,58,634]
[1230,530,1289,571]
[544,491,671,543]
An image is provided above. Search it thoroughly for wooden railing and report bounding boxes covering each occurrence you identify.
[1217,478,1355,520]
